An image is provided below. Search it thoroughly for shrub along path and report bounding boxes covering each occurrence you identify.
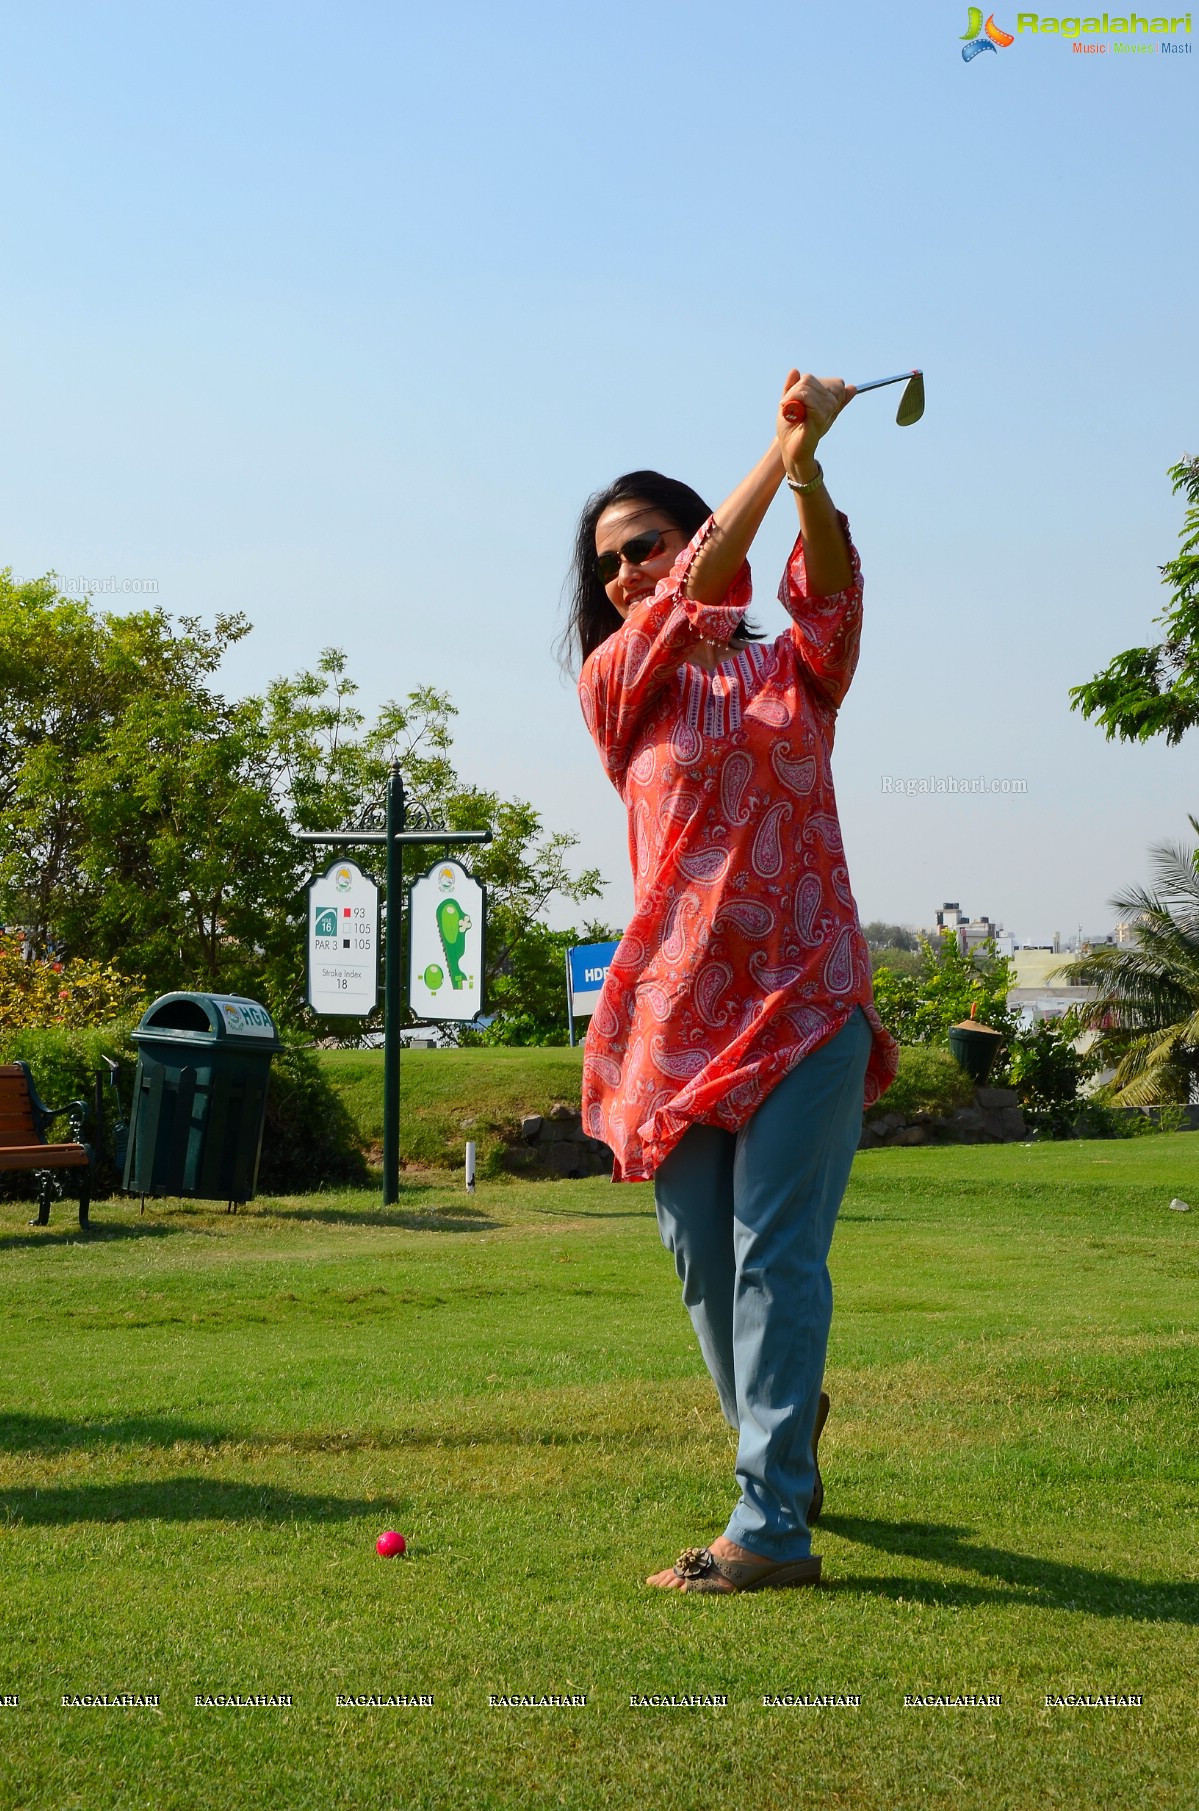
[1,1138,1196,1810]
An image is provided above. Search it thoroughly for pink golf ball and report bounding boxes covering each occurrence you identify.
[376,1530,407,1558]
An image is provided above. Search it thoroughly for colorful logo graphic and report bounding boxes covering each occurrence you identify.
[962,7,1016,55]
[334,866,353,893]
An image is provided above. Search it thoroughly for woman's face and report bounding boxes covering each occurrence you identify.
[594,501,686,621]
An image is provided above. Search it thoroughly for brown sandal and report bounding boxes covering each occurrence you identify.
[808,1389,831,1525]
[667,1546,822,1594]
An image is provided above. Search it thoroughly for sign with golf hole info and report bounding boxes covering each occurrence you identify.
[408,859,485,1023]
[307,859,380,1016]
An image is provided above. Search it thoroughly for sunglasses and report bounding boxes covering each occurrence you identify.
[595,528,675,586]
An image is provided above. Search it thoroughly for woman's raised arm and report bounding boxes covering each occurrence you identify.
[683,369,855,606]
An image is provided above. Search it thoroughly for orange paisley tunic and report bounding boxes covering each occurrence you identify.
[578,512,898,1182]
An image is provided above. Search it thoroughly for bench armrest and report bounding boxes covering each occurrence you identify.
[40,1098,89,1141]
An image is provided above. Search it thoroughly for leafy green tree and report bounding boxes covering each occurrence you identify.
[0,570,284,992]
[869,947,922,979]
[871,932,1016,1045]
[861,920,919,952]
[1,590,603,1038]
[1070,456,1199,744]
[459,918,623,1047]
[1006,1015,1102,1138]
[262,656,605,1041]
[70,687,297,1002]
[1058,819,1199,1104]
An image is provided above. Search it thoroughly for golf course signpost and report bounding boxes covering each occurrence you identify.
[407,860,486,1022]
[306,859,380,1016]
[297,762,491,1205]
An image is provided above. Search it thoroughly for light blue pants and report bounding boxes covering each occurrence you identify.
[652,1008,871,1561]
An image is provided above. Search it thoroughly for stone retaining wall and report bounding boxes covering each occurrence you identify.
[504,1085,1030,1178]
[859,1086,1027,1150]
[503,1104,614,1179]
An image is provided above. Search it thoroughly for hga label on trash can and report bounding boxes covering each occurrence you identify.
[213,998,277,1038]
[307,860,380,1016]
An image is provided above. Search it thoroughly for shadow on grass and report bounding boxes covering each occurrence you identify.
[2,1203,502,1239]
[824,1514,1199,1625]
[0,1478,384,1526]
[0,1220,187,1253]
[0,1413,232,1453]
[0,1411,669,1456]
[524,1204,657,1221]
[262,1203,501,1231]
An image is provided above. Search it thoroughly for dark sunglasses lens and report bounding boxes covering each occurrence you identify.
[597,531,667,588]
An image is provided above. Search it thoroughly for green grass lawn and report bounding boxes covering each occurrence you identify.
[319,1045,589,1170]
[1,1138,1196,1810]
[316,1043,976,1172]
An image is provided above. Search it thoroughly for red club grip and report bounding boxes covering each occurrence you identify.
[782,401,806,424]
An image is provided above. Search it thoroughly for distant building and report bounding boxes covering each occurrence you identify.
[1007,949,1100,1029]
[932,902,1011,956]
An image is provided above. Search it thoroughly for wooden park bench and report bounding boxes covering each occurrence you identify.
[0,1062,93,1228]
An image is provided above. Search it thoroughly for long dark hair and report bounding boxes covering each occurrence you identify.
[560,469,761,673]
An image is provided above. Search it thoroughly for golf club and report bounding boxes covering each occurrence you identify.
[782,369,924,428]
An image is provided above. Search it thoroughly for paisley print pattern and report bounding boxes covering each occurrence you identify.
[579,513,898,1180]
[719,750,755,826]
[650,1038,712,1081]
[821,926,857,996]
[695,960,735,1028]
[743,692,791,728]
[771,743,817,797]
[748,951,805,993]
[637,982,675,1023]
[750,799,792,879]
[660,892,699,963]
[628,742,657,787]
[802,812,845,855]
[713,898,775,939]
[793,871,825,947]
[676,846,732,886]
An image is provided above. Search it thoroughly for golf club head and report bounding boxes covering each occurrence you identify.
[895,371,925,427]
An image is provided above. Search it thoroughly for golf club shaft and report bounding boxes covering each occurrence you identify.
[852,370,920,395]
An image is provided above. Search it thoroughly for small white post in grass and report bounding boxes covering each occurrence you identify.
[465,1141,476,1193]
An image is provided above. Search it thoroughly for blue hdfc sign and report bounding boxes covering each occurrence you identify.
[566,940,620,1019]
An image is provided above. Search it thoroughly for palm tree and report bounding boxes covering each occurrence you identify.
[1058,817,1199,1105]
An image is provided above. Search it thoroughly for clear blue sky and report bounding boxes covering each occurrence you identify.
[2,1,1194,941]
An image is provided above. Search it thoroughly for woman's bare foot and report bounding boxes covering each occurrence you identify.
[645,1535,766,1593]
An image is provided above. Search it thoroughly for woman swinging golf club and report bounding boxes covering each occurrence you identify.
[566,368,899,1594]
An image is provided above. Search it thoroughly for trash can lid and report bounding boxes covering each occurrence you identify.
[132,992,283,1049]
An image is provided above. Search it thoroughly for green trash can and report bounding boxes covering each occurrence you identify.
[947,1020,1005,1085]
[123,993,283,1208]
